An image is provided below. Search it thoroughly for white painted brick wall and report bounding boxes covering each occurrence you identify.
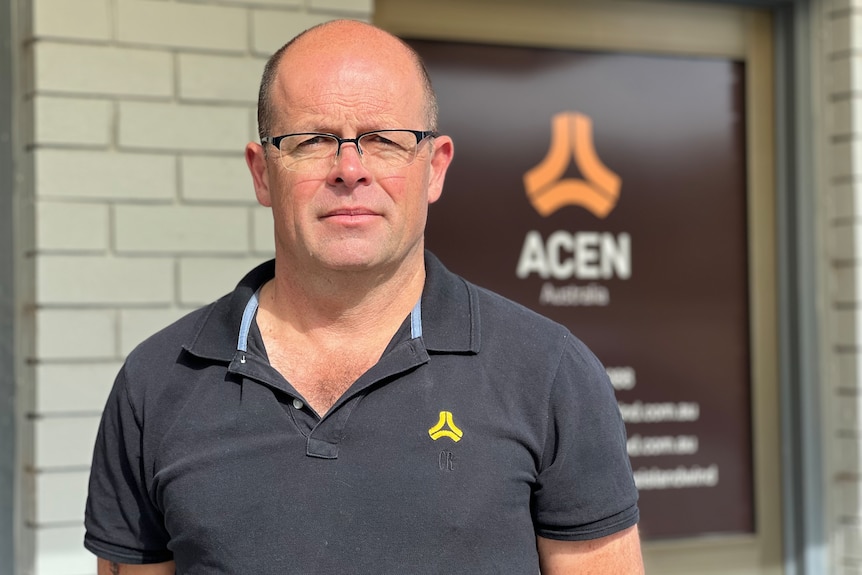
[119,308,188,356]
[33,526,93,575]
[824,1,862,573]
[311,0,373,14]
[35,309,117,361]
[118,102,252,152]
[178,54,265,103]
[34,43,174,97]
[37,256,175,305]
[34,97,112,147]
[251,10,341,54]
[36,203,110,252]
[178,256,266,305]
[33,0,111,42]
[116,0,248,52]
[181,154,256,203]
[24,0,374,573]
[36,149,176,201]
[830,183,862,219]
[35,471,91,524]
[35,417,102,470]
[114,205,250,253]
[253,207,275,253]
[35,363,120,414]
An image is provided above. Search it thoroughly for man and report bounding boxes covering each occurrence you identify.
[84,20,643,574]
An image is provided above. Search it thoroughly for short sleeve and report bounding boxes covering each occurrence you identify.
[533,334,639,540]
[84,365,173,564]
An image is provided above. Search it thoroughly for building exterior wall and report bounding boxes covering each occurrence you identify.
[18,0,372,573]
[11,0,862,574]
[825,1,862,573]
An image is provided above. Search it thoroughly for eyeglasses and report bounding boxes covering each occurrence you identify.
[261,129,438,173]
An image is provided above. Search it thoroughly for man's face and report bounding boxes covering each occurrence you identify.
[247,28,453,277]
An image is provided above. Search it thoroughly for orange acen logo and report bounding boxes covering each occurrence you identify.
[523,112,621,219]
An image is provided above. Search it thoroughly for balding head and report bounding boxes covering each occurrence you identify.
[256,20,438,141]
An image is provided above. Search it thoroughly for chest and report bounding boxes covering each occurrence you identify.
[147,357,546,573]
[266,345,380,414]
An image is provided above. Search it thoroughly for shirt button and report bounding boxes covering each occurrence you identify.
[292,398,304,410]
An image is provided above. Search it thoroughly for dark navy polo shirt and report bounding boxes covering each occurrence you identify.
[84,252,638,574]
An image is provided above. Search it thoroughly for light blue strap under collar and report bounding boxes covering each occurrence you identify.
[410,298,422,339]
[236,290,423,354]
[237,288,261,353]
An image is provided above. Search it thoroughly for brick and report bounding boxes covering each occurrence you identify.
[36,202,109,252]
[830,224,859,261]
[851,12,862,51]
[34,416,101,469]
[179,257,268,305]
[37,255,174,305]
[830,56,862,97]
[36,309,116,360]
[832,99,857,137]
[181,154,256,203]
[309,0,372,14]
[33,525,91,575]
[830,0,858,10]
[838,481,862,522]
[843,524,862,558]
[179,54,264,104]
[219,0,300,6]
[832,13,854,55]
[35,149,176,201]
[119,102,250,153]
[829,183,861,221]
[829,57,850,96]
[117,0,246,52]
[251,10,334,55]
[36,362,120,414]
[120,308,188,356]
[837,351,862,390]
[837,437,862,475]
[115,205,249,254]
[34,42,173,97]
[248,108,259,142]
[252,206,275,254]
[834,308,862,347]
[33,0,111,41]
[34,471,90,524]
[831,140,862,179]
[34,96,112,146]
[833,266,862,304]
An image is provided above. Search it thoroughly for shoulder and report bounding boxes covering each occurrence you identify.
[472,280,596,367]
[123,300,221,375]
[117,293,232,414]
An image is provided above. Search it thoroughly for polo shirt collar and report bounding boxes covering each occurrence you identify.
[182,250,480,362]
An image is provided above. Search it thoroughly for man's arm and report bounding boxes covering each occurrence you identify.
[96,559,176,575]
[537,525,644,574]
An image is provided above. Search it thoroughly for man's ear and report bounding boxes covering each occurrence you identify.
[427,135,454,205]
[246,142,272,207]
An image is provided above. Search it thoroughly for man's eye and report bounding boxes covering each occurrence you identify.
[297,136,331,147]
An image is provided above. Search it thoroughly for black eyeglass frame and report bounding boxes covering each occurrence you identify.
[261,129,439,161]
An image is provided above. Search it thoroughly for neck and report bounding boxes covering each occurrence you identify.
[261,248,426,340]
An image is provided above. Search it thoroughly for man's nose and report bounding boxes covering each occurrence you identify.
[328,141,371,187]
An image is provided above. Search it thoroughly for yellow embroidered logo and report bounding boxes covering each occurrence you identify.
[428,411,463,442]
[523,112,621,219]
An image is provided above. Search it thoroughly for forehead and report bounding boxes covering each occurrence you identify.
[271,28,427,131]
